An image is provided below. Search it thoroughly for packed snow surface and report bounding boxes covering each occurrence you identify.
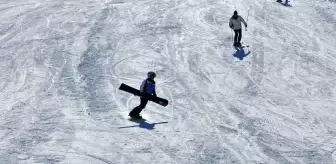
[0,0,336,163]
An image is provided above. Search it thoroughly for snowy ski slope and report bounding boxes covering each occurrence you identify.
[0,0,336,163]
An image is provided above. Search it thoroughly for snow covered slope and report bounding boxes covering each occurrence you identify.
[0,0,335,163]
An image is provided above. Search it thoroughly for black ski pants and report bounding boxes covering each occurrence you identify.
[234,29,242,43]
[129,97,148,116]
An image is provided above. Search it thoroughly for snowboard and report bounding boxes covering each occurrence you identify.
[119,83,169,107]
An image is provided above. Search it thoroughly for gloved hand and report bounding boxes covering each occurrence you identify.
[245,24,247,28]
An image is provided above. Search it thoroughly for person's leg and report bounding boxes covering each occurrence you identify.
[234,30,238,43]
[237,29,242,45]
[234,30,239,46]
[137,97,148,115]
[129,97,148,116]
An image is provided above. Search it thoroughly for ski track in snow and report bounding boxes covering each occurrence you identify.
[0,0,335,164]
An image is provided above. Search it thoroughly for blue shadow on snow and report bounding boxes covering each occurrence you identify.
[119,120,168,130]
[278,1,292,7]
[233,46,251,60]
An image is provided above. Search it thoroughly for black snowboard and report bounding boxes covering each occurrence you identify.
[119,83,169,107]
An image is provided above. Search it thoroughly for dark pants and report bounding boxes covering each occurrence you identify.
[129,97,148,116]
[234,29,242,43]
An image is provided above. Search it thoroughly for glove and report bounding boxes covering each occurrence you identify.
[230,25,233,29]
[245,24,247,28]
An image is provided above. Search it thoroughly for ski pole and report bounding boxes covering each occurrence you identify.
[231,29,234,43]
[246,9,250,31]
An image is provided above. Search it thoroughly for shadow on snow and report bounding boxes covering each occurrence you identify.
[233,46,251,60]
[277,1,292,7]
[119,120,168,130]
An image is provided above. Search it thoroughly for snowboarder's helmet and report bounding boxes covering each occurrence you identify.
[147,71,156,78]
[234,11,238,15]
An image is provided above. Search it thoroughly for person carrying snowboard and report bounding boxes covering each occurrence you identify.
[229,10,247,47]
[129,71,157,119]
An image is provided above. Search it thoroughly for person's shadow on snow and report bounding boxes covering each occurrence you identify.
[119,120,168,130]
[233,46,251,60]
[278,1,292,7]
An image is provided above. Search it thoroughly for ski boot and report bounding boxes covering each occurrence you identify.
[129,114,143,119]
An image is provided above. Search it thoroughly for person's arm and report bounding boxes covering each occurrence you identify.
[139,80,147,96]
[153,86,157,97]
[229,18,234,29]
[240,16,247,27]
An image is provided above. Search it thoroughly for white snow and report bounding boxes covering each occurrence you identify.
[0,0,335,163]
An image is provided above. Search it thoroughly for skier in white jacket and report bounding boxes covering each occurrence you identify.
[229,11,247,47]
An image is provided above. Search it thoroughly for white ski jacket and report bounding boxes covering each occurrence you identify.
[229,15,247,30]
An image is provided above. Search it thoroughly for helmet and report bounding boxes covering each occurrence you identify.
[234,11,238,15]
[147,71,156,78]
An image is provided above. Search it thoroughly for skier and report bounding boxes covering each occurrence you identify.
[229,11,247,47]
[129,71,157,119]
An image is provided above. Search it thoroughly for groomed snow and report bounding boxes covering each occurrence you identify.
[0,0,335,163]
